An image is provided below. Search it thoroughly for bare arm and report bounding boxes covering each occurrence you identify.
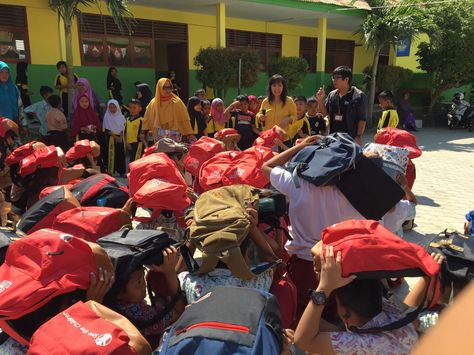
[261,135,321,178]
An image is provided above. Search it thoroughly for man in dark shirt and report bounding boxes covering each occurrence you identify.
[317,66,367,145]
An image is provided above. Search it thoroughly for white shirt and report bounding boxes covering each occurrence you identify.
[270,166,410,261]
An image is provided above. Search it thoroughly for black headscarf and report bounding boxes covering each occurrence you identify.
[136,83,153,116]
[107,67,122,104]
[16,61,28,84]
[187,96,206,138]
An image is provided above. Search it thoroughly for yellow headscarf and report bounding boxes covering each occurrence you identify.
[143,78,193,136]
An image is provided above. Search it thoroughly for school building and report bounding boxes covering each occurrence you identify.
[0,0,457,106]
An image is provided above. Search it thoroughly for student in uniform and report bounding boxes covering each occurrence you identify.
[306,96,327,136]
[126,98,144,162]
[224,95,260,150]
[377,90,399,133]
[106,67,123,105]
[54,61,79,117]
[287,96,311,145]
[103,99,126,177]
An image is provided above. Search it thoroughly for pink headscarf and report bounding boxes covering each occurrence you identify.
[72,78,94,112]
[210,98,226,124]
[248,95,259,115]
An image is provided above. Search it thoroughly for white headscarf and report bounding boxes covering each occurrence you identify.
[103,99,126,133]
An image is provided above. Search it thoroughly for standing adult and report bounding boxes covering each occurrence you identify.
[169,70,181,97]
[317,66,367,145]
[54,60,79,117]
[256,74,297,131]
[142,77,194,142]
[106,66,123,105]
[135,83,153,117]
[0,61,23,125]
[15,61,31,107]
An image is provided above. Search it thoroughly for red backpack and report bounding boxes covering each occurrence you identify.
[16,186,80,234]
[253,126,287,148]
[184,136,224,176]
[52,206,132,242]
[199,146,273,191]
[0,229,113,344]
[28,300,152,354]
[128,153,187,196]
[39,179,82,199]
[19,145,59,177]
[375,128,422,159]
[5,141,45,166]
[133,178,191,212]
[70,173,130,208]
[66,139,100,162]
[0,117,18,138]
[322,219,441,332]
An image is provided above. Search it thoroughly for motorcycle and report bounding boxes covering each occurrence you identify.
[447,93,473,131]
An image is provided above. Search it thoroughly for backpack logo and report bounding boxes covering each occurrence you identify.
[0,280,12,294]
[95,333,112,347]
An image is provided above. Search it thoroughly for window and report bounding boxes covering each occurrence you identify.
[300,37,317,72]
[0,5,29,63]
[226,29,282,69]
[325,39,355,73]
[78,14,187,67]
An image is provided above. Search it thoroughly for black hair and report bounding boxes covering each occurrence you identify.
[333,66,353,85]
[267,74,288,105]
[335,279,383,320]
[56,61,67,69]
[378,90,394,102]
[40,86,53,98]
[294,95,307,104]
[134,81,142,87]
[201,99,211,107]
[194,89,205,95]
[257,96,265,101]
[128,98,142,106]
[48,94,61,108]
[16,61,28,84]
[307,96,318,104]
[236,95,249,103]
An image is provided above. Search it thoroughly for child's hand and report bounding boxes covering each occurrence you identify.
[127,143,132,151]
[86,267,115,303]
[150,246,179,275]
[281,329,295,355]
[245,207,259,227]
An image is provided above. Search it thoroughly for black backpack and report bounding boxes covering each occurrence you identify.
[70,173,129,208]
[0,228,20,265]
[429,229,474,283]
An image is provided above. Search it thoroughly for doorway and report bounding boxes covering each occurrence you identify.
[154,40,189,102]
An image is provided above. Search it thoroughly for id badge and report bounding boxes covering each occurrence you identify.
[335,115,343,122]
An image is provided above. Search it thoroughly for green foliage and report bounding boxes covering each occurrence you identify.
[416,0,474,110]
[194,47,260,96]
[49,0,134,31]
[266,56,309,92]
[363,65,413,93]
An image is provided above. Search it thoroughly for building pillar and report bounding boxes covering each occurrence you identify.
[216,3,226,48]
[316,17,327,86]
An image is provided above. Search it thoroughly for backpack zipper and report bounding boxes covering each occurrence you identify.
[175,321,250,335]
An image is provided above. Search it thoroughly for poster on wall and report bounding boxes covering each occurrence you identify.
[396,38,411,57]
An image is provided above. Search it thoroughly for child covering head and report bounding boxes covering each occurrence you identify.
[105,246,185,350]
[377,90,399,132]
[103,99,126,176]
[45,94,68,151]
[224,95,260,150]
[71,94,101,141]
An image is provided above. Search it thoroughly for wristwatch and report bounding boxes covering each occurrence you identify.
[308,289,327,306]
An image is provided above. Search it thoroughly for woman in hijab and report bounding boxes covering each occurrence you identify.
[15,61,31,107]
[187,96,207,139]
[107,67,123,105]
[72,78,104,116]
[71,94,101,141]
[0,61,23,124]
[136,83,153,117]
[143,78,194,142]
[209,98,227,136]
[103,99,126,176]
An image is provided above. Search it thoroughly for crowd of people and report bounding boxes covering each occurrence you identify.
[0,60,461,355]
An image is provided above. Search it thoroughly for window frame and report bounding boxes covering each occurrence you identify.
[0,4,30,64]
[299,36,317,72]
[325,39,355,73]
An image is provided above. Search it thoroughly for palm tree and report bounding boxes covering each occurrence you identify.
[49,0,133,117]
[361,0,425,126]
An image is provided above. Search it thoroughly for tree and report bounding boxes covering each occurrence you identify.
[416,0,474,115]
[49,0,133,117]
[360,0,425,126]
[194,47,260,99]
[362,65,413,94]
[267,57,308,92]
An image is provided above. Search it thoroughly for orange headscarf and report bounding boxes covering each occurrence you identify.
[143,78,193,136]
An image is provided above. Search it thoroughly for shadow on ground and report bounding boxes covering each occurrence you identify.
[416,195,440,207]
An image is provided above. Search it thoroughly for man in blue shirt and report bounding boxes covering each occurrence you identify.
[24,86,54,137]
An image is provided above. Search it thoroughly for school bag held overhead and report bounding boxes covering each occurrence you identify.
[157,286,282,355]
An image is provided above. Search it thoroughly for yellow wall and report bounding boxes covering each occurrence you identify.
[4,0,417,75]
[392,34,428,73]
